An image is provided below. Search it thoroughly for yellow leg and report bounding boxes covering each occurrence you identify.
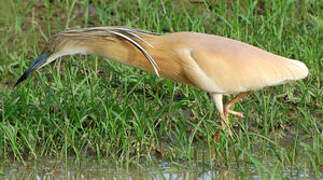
[212,93,233,137]
[224,91,250,119]
[212,92,250,141]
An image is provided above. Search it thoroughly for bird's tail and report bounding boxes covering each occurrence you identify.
[286,59,309,80]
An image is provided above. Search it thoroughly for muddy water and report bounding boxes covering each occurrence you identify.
[3,158,314,179]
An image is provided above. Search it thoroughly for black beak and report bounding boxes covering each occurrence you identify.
[14,54,48,87]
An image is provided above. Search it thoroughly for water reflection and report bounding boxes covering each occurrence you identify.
[3,159,241,180]
[5,168,239,180]
[2,159,316,179]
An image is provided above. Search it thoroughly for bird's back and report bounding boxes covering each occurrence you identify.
[163,32,308,93]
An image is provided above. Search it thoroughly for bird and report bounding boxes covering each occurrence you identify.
[15,26,309,138]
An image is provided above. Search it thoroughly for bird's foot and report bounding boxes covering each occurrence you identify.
[220,121,233,137]
[225,109,244,118]
[213,130,221,142]
[213,127,233,144]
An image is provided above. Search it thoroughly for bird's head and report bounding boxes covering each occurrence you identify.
[14,54,49,87]
[14,33,86,87]
[14,27,159,87]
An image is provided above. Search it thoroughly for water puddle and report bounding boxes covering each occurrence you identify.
[2,157,317,179]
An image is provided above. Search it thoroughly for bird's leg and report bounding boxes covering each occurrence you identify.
[224,91,250,119]
[212,93,233,138]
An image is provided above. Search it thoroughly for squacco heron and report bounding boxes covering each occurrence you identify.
[15,27,308,138]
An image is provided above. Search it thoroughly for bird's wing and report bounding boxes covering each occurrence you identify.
[176,33,308,93]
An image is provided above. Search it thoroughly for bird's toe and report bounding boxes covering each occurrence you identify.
[225,109,244,118]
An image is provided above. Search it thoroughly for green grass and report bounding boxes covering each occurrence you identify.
[0,0,322,179]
